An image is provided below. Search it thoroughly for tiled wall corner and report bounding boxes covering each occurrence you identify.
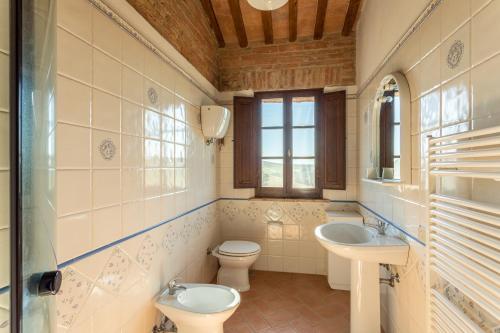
[55,0,219,332]
[357,0,500,332]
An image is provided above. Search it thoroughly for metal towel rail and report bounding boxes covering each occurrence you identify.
[427,125,500,332]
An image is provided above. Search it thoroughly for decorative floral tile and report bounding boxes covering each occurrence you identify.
[0,307,8,331]
[265,202,285,221]
[242,202,261,221]
[221,202,239,219]
[444,284,497,331]
[285,203,308,223]
[136,235,158,272]
[96,248,132,293]
[192,212,204,237]
[162,225,178,255]
[180,219,192,244]
[56,267,93,328]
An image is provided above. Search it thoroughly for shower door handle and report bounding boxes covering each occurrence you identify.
[37,270,62,296]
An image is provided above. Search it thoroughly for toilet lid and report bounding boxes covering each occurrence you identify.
[219,241,261,256]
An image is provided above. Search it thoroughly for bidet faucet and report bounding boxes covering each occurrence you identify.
[364,219,388,235]
[168,279,187,295]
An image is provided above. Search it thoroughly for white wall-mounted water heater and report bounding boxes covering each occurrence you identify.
[201,105,231,145]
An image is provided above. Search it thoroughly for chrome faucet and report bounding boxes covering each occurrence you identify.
[364,219,388,235]
[168,279,186,295]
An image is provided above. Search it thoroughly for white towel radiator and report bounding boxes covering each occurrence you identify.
[427,125,500,333]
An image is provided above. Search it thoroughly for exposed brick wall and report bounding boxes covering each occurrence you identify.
[218,33,356,91]
[127,0,219,88]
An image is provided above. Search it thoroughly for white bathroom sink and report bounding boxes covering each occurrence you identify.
[315,222,409,265]
[315,222,410,333]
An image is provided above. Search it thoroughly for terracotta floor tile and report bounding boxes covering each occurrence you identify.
[224,270,351,333]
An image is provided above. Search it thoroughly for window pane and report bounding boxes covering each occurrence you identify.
[394,95,400,123]
[293,128,315,157]
[292,97,315,126]
[262,159,283,187]
[394,124,400,156]
[293,159,315,189]
[262,129,283,157]
[393,158,401,180]
[261,98,283,127]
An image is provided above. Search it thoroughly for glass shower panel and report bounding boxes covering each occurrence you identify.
[18,0,57,332]
[0,0,10,331]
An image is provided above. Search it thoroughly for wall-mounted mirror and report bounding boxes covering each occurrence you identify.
[368,72,410,184]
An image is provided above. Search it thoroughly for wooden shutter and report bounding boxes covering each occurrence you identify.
[321,91,346,189]
[379,91,395,168]
[233,96,258,188]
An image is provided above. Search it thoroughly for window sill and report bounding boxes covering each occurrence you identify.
[250,197,329,202]
[361,178,402,186]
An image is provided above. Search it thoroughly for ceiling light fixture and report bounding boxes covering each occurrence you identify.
[247,0,288,11]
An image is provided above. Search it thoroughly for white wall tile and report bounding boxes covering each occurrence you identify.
[92,170,121,208]
[0,53,8,111]
[0,171,8,229]
[0,228,9,287]
[471,53,500,123]
[0,0,9,53]
[93,50,121,96]
[442,73,470,125]
[121,32,145,74]
[92,89,121,132]
[92,9,122,60]
[57,75,91,126]
[122,135,143,169]
[57,0,92,43]
[440,0,471,40]
[471,0,500,65]
[92,206,122,248]
[0,112,8,169]
[122,66,143,105]
[56,123,91,169]
[122,169,144,202]
[122,201,144,235]
[57,213,92,262]
[57,28,92,84]
[57,170,92,216]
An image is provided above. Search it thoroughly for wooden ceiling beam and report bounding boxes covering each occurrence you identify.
[342,0,361,36]
[261,11,273,44]
[201,0,225,47]
[314,0,328,40]
[288,0,297,42]
[228,0,248,47]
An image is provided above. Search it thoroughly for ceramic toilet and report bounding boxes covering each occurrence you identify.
[212,240,261,292]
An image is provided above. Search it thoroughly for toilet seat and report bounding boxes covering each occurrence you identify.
[218,241,260,257]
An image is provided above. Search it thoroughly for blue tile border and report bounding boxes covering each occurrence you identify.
[356,201,426,246]
[0,285,9,295]
[1,195,424,294]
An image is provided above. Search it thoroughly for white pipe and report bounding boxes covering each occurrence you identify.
[429,125,500,144]
[429,136,500,152]
[430,194,500,217]
[429,169,500,180]
[430,148,500,160]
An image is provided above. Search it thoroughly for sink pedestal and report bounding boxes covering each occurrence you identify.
[176,323,224,333]
[350,260,380,333]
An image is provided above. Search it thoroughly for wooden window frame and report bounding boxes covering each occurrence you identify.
[255,89,323,199]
